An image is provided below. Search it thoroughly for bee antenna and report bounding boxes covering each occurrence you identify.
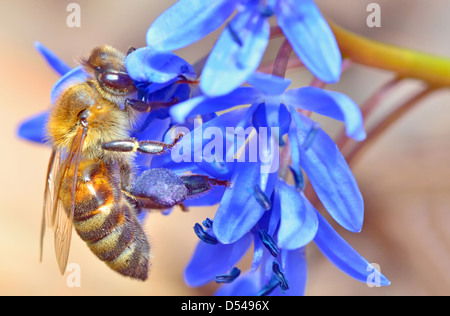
[127,47,136,56]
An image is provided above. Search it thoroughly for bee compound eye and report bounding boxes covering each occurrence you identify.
[101,71,134,90]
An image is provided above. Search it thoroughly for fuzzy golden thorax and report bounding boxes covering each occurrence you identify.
[47,81,136,163]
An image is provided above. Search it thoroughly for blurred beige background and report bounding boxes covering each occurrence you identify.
[1,0,450,295]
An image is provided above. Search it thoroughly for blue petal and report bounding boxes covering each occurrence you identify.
[34,42,71,76]
[51,66,89,104]
[145,82,192,104]
[287,118,303,190]
[213,154,278,243]
[17,111,49,144]
[170,87,261,123]
[146,0,238,51]
[184,233,252,287]
[125,47,196,83]
[252,102,291,140]
[290,111,364,233]
[277,181,318,249]
[314,211,390,286]
[246,72,291,96]
[284,87,366,141]
[215,272,259,296]
[154,109,253,178]
[200,8,270,96]
[251,231,264,272]
[136,79,180,103]
[267,194,281,238]
[275,0,341,83]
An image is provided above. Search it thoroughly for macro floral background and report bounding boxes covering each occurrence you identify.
[1,0,450,295]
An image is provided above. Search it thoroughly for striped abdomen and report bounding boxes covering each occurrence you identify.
[61,159,150,280]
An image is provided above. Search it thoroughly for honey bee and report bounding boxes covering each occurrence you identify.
[40,45,229,281]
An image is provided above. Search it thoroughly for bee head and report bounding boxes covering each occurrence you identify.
[81,45,136,99]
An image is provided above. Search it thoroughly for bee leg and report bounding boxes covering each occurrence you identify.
[129,168,230,212]
[102,133,184,155]
[177,174,231,212]
[125,97,180,113]
[180,175,231,196]
[178,202,189,212]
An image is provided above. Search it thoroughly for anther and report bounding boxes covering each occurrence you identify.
[259,5,275,18]
[202,218,213,229]
[288,166,305,191]
[272,261,289,291]
[253,185,272,210]
[193,223,218,245]
[302,122,321,150]
[257,275,280,296]
[258,229,280,257]
[226,23,243,47]
[215,267,241,284]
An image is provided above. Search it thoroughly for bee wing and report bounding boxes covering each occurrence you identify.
[40,125,87,275]
[40,148,60,262]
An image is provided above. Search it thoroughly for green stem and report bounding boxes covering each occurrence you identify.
[328,21,450,88]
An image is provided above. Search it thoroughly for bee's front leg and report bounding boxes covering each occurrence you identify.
[102,133,183,155]
[180,175,231,196]
[124,97,180,113]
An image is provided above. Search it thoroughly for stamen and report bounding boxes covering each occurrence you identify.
[258,229,280,257]
[272,261,289,291]
[215,267,241,283]
[226,22,243,47]
[302,122,321,150]
[288,165,305,191]
[193,223,218,245]
[253,185,272,210]
[259,4,275,18]
[202,218,213,229]
[257,275,280,296]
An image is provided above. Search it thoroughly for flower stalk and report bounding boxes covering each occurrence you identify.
[328,20,450,88]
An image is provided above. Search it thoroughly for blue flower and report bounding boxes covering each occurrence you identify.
[136,66,388,294]
[162,72,365,238]
[185,180,390,296]
[20,29,389,293]
[146,0,341,96]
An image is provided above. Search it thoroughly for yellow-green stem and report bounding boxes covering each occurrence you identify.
[328,21,450,88]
